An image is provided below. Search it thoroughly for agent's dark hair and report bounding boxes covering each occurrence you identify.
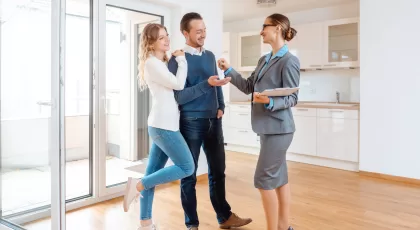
[267,13,297,41]
[180,12,203,33]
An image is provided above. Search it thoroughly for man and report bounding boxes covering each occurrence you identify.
[168,12,252,230]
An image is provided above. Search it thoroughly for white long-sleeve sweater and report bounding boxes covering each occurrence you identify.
[144,55,187,131]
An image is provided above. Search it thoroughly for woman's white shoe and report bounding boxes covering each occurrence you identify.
[123,177,141,212]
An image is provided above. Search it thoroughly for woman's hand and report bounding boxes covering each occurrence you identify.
[253,92,270,104]
[172,49,185,57]
[217,58,231,71]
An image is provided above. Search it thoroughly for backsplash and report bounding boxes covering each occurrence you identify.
[230,68,360,103]
[299,69,360,102]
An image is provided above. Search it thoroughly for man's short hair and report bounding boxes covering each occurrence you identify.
[180,12,203,33]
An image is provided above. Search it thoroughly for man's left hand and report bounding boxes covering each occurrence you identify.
[217,109,224,119]
[253,92,270,104]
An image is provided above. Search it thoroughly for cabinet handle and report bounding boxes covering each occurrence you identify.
[239,106,248,108]
[238,113,248,116]
[297,109,308,111]
[238,130,248,133]
[309,65,322,67]
[329,109,344,112]
[323,64,337,67]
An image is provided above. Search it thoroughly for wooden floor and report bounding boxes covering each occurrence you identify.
[25,151,420,230]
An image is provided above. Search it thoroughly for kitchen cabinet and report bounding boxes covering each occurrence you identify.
[288,108,317,156]
[223,104,258,148]
[221,32,237,65]
[237,31,270,71]
[228,18,359,70]
[323,18,359,68]
[224,103,360,171]
[221,32,250,103]
[233,20,355,71]
[316,109,359,162]
[288,22,324,69]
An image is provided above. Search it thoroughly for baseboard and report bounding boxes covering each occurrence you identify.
[360,171,420,186]
[286,152,359,172]
[225,144,259,155]
[225,144,359,172]
[171,173,208,185]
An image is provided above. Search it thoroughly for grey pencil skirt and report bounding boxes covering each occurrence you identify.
[254,133,294,190]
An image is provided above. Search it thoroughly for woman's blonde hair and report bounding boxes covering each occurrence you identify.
[138,23,169,90]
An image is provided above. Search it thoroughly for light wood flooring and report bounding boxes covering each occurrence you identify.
[25,151,420,230]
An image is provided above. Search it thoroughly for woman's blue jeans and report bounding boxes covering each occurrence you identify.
[140,126,194,220]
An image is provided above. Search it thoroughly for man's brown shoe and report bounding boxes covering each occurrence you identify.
[219,213,252,229]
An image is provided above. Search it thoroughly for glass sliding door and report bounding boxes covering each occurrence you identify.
[0,0,56,224]
[64,0,93,202]
[0,0,64,228]
[1,0,93,229]
[97,0,167,196]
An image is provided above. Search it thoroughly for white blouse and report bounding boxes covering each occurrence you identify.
[144,55,188,131]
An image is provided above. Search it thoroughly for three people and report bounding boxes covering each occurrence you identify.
[218,13,299,230]
[124,11,299,230]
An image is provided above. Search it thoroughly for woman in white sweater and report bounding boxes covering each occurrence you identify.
[123,23,194,230]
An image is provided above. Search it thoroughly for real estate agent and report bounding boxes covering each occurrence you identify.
[218,13,300,230]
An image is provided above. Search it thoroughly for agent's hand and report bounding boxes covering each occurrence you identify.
[217,58,231,71]
[253,92,270,104]
[172,49,185,57]
[207,75,231,87]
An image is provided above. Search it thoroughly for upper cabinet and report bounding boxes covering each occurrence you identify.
[291,17,359,69]
[237,31,271,71]
[222,32,237,65]
[232,17,359,71]
[323,18,359,68]
[288,22,324,69]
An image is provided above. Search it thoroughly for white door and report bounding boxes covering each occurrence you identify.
[96,0,171,196]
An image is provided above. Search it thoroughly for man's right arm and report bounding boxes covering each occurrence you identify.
[168,57,214,105]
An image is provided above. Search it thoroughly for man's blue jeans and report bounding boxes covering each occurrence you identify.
[179,117,232,227]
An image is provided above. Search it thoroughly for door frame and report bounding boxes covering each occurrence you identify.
[96,0,171,197]
[130,17,163,163]
[50,0,67,228]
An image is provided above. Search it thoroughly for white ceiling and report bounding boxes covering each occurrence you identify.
[223,0,358,22]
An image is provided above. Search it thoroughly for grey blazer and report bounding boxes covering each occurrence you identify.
[227,52,300,135]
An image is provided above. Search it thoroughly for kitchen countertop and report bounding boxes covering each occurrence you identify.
[228,101,360,110]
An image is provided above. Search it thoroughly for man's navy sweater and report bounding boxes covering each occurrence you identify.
[168,51,225,119]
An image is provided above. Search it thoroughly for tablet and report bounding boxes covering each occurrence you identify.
[260,87,300,97]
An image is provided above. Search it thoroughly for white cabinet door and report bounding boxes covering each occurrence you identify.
[230,111,252,130]
[222,105,230,128]
[222,32,231,63]
[323,18,359,68]
[291,22,324,69]
[237,31,269,71]
[223,127,232,144]
[316,117,359,162]
[229,128,258,147]
[289,116,317,156]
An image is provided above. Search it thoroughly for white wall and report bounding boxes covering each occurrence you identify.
[223,1,359,32]
[360,0,420,180]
